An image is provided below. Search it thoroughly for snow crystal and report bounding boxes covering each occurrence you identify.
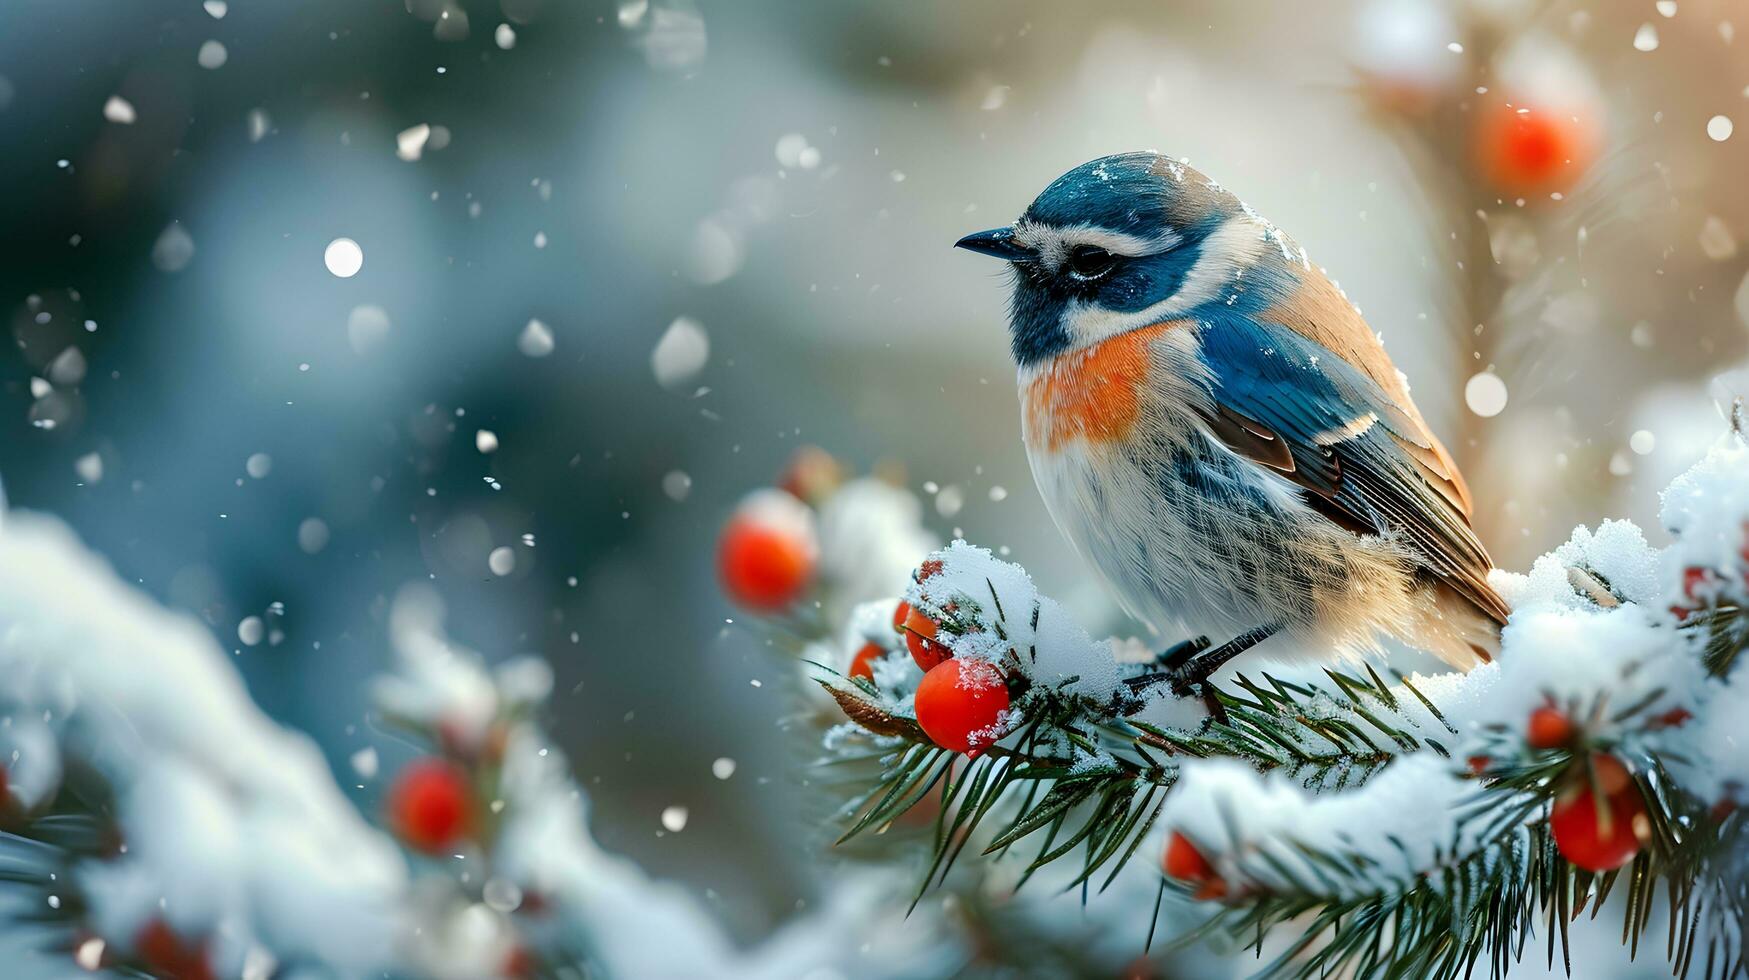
[661,469,692,501]
[203,0,226,17]
[238,615,265,646]
[48,346,85,385]
[1708,114,1735,142]
[711,757,736,780]
[74,451,102,484]
[659,806,688,833]
[347,303,391,354]
[631,6,708,73]
[1633,23,1660,52]
[488,546,516,576]
[296,517,330,554]
[494,23,516,49]
[350,747,378,780]
[74,937,104,970]
[396,123,432,162]
[773,133,823,170]
[102,95,135,124]
[651,316,709,390]
[516,318,555,358]
[197,39,228,69]
[474,429,499,454]
[685,218,742,285]
[245,452,273,479]
[1699,216,1737,261]
[323,238,364,278]
[1464,370,1508,417]
[151,222,195,272]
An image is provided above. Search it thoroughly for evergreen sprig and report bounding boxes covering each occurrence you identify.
[821,594,1749,980]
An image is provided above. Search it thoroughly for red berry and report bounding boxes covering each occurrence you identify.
[1162,830,1212,880]
[502,944,537,979]
[1526,705,1576,749]
[718,514,815,613]
[1651,707,1693,729]
[892,600,910,633]
[135,920,215,980]
[913,658,1011,756]
[848,642,882,682]
[918,557,944,581]
[1466,755,1492,775]
[387,758,475,855]
[1162,831,1227,900]
[1550,754,1648,872]
[903,606,949,671]
[1473,101,1597,198]
[1672,567,1722,621]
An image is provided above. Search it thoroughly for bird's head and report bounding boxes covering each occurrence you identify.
[958,152,1280,367]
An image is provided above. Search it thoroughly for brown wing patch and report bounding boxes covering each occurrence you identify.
[1206,404,1294,473]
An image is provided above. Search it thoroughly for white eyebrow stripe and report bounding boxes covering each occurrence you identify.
[1057,224,1183,257]
[1011,220,1183,270]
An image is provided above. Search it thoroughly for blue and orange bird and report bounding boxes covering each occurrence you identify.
[956,153,1508,688]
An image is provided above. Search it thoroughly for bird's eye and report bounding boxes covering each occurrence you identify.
[1065,244,1118,281]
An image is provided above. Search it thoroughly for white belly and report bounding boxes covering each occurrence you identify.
[1026,435,1280,641]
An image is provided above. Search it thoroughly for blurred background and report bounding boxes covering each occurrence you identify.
[1,0,1745,963]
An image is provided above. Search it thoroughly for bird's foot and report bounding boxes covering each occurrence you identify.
[1155,635,1211,671]
[1166,624,1279,697]
[1118,624,1281,720]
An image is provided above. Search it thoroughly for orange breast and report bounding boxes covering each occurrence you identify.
[1023,321,1182,452]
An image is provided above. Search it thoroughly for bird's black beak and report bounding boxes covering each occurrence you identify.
[954,226,1030,261]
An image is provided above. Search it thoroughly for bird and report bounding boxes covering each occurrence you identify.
[955,152,1507,687]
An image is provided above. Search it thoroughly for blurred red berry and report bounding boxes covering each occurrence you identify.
[1473,101,1598,198]
[1551,754,1647,872]
[135,920,215,980]
[892,600,910,633]
[913,658,1010,756]
[1526,704,1576,749]
[777,446,844,506]
[1651,706,1693,729]
[387,757,475,855]
[718,514,815,613]
[501,944,537,979]
[848,642,882,682]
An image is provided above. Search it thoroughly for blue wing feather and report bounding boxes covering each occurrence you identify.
[1193,316,1507,624]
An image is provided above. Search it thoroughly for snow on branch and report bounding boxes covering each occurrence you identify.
[0,506,920,979]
